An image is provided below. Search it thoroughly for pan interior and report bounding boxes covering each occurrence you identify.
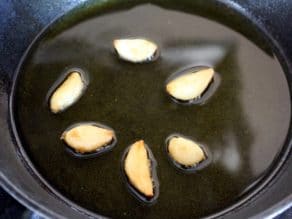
[12,4,291,218]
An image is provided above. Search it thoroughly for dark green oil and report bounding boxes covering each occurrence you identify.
[13,4,291,218]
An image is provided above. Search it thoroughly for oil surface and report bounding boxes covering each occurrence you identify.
[13,4,291,218]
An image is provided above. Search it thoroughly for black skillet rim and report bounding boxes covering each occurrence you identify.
[1,1,291,218]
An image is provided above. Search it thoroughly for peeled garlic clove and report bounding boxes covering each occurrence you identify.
[61,123,116,156]
[167,135,206,167]
[166,67,214,101]
[49,71,87,113]
[124,140,153,197]
[123,140,158,201]
[113,38,158,63]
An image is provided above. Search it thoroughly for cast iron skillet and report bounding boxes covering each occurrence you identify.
[0,0,291,218]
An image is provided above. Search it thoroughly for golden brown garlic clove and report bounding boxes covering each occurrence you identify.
[49,71,87,113]
[167,135,206,167]
[123,140,159,203]
[61,123,116,155]
[166,67,214,101]
[113,38,158,63]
